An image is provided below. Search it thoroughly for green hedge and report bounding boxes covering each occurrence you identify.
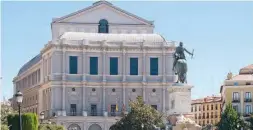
[39,124,65,130]
[7,113,38,130]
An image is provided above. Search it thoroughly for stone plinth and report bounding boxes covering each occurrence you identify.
[167,84,193,115]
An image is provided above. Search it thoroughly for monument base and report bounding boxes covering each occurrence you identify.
[167,84,193,115]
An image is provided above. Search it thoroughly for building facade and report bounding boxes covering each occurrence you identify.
[12,1,194,130]
[220,64,253,119]
[191,95,222,126]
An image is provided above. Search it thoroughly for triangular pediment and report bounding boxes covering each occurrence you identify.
[53,1,153,25]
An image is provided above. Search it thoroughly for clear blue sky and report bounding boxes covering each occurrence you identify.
[1,1,253,101]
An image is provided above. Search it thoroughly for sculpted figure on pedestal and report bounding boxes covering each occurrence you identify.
[172,42,194,83]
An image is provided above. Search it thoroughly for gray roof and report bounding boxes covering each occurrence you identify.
[18,54,41,76]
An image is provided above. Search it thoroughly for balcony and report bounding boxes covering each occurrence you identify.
[108,112,122,117]
[232,99,240,103]
[67,111,82,116]
[202,116,205,119]
[244,99,252,102]
[243,113,252,117]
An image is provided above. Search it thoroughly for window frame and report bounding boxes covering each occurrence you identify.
[69,56,78,74]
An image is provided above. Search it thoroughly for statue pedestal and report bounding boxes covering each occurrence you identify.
[167,84,193,115]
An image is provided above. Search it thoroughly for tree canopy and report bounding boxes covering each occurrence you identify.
[1,102,16,125]
[110,96,165,130]
[216,102,247,130]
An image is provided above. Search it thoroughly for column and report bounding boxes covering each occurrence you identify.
[50,55,53,76]
[123,84,126,105]
[142,46,146,101]
[42,57,44,83]
[162,47,166,83]
[102,85,106,112]
[82,47,86,81]
[122,48,126,82]
[102,48,106,82]
[47,55,50,76]
[142,48,146,82]
[162,86,166,113]
[62,48,66,80]
[240,91,244,114]
[162,47,166,113]
[82,45,87,116]
[62,47,66,116]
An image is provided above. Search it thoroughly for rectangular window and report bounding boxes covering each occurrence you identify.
[130,58,138,75]
[91,104,97,116]
[233,92,240,101]
[245,105,252,114]
[151,105,157,110]
[69,56,78,74]
[233,105,239,112]
[70,104,77,116]
[111,105,116,116]
[110,57,118,75]
[245,92,251,100]
[150,58,158,75]
[90,57,98,75]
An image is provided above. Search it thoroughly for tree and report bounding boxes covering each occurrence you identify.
[110,96,165,130]
[1,102,16,125]
[216,102,246,130]
[1,124,9,130]
[245,115,253,129]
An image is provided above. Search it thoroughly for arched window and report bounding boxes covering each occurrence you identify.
[98,19,109,33]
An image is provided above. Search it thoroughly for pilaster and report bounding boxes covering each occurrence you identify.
[122,83,126,105]
[102,82,106,113]
[62,47,66,80]
[122,45,126,82]
[102,42,107,82]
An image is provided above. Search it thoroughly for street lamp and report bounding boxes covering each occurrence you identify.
[141,123,144,130]
[15,91,23,130]
[39,112,45,124]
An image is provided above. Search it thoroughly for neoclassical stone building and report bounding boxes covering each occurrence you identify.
[13,1,193,130]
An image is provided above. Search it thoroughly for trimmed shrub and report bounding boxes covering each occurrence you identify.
[7,113,38,130]
[39,124,65,130]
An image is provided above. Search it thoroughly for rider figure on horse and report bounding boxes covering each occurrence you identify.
[172,42,194,74]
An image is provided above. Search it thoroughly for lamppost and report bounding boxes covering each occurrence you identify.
[39,112,45,124]
[15,91,23,130]
[141,123,144,130]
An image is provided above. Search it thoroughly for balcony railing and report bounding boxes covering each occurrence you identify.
[108,112,122,117]
[232,99,240,103]
[244,99,252,102]
[243,113,252,117]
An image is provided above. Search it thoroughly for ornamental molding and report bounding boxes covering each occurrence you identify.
[168,87,192,93]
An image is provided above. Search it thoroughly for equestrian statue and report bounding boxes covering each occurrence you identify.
[172,42,194,84]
